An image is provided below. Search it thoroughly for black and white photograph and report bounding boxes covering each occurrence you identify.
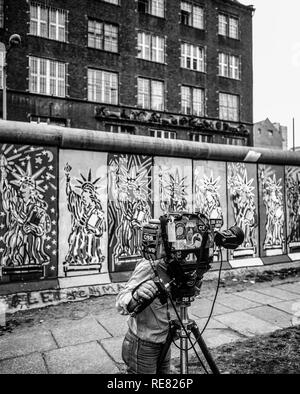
[0,0,300,381]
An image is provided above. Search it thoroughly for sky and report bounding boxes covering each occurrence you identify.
[239,0,300,148]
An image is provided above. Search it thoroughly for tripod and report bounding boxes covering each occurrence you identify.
[157,299,220,374]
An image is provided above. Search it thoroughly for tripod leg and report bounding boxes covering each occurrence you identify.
[191,324,220,374]
[157,324,177,374]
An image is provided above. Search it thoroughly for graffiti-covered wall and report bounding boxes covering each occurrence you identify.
[1,122,300,309]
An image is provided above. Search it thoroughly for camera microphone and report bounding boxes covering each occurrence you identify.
[214,226,245,250]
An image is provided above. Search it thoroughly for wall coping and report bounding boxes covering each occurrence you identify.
[0,120,300,166]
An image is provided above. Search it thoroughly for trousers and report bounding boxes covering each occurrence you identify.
[121,329,171,374]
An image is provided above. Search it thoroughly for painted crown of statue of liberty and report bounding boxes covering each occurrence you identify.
[75,169,102,194]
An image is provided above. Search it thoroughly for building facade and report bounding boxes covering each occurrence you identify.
[254,118,288,150]
[0,0,254,145]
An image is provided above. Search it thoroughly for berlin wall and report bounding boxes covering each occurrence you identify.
[1,120,300,313]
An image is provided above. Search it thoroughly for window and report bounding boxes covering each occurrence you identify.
[0,0,4,28]
[105,124,135,134]
[181,2,204,29]
[29,56,66,97]
[218,13,239,39]
[138,32,165,63]
[138,77,164,111]
[190,134,212,143]
[218,53,241,80]
[224,137,245,146]
[268,129,273,137]
[138,0,165,18]
[30,2,67,42]
[88,69,118,104]
[219,93,239,121]
[88,20,118,52]
[181,86,205,116]
[181,43,205,72]
[150,130,176,139]
[29,115,67,126]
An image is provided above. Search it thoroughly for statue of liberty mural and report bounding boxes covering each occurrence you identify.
[260,167,285,253]
[286,167,300,250]
[159,167,188,214]
[64,164,106,268]
[0,154,51,266]
[228,163,257,256]
[194,171,223,228]
[109,157,151,259]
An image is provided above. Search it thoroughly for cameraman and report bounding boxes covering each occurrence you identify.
[116,258,175,374]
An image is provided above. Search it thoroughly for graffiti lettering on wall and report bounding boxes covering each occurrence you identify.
[0,144,58,282]
[108,154,152,272]
[0,282,125,313]
[228,163,258,259]
[286,167,300,253]
[59,150,108,277]
[259,165,285,256]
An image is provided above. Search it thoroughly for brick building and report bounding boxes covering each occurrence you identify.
[253,118,288,150]
[0,0,254,145]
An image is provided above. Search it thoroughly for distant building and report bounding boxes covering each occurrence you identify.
[0,0,254,146]
[253,118,288,150]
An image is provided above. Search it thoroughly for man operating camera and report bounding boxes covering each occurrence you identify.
[116,257,175,374]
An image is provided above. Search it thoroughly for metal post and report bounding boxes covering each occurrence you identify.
[3,55,7,120]
[293,118,295,152]
[179,305,189,374]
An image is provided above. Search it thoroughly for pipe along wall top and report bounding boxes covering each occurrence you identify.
[0,120,299,166]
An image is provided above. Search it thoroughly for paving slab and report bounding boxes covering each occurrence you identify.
[51,316,111,348]
[270,299,300,316]
[94,313,129,338]
[100,337,124,364]
[0,329,57,360]
[275,282,300,295]
[211,293,261,311]
[44,341,119,374]
[236,290,282,305]
[0,353,48,374]
[214,311,281,337]
[254,287,299,301]
[188,298,234,318]
[246,305,294,328]
[203,329,244,348]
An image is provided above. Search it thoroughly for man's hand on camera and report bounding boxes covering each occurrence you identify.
[134,280,158,301]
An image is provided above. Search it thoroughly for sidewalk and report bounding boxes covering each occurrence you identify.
[0,277,300,374]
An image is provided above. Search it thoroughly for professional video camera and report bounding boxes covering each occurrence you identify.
[129,211,244,315]
[128,211,245,374]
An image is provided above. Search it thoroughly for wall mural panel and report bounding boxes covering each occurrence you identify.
[194,161,227,261]
[59,150,108,277]
[227,162,259,260]
[258,164,286,257]
[108,154,153,273]
[0,144,58,283]
[286,166,300,254]
[153,157,193,217]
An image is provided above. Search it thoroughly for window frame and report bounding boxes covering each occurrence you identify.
[137,31,165,63]
[29,56,67,97]
[181,85,205,117]
[150,129,177,139]
[29,2,68,42]
[218,52,241,80]
[218,12,239,40]
[138,0,165,19]
[88,68,119,105]
[88,19,119,53]
[180,1,205,30]
[181,42,206,73]
[219,92,240,122]
[137,77,165,111]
